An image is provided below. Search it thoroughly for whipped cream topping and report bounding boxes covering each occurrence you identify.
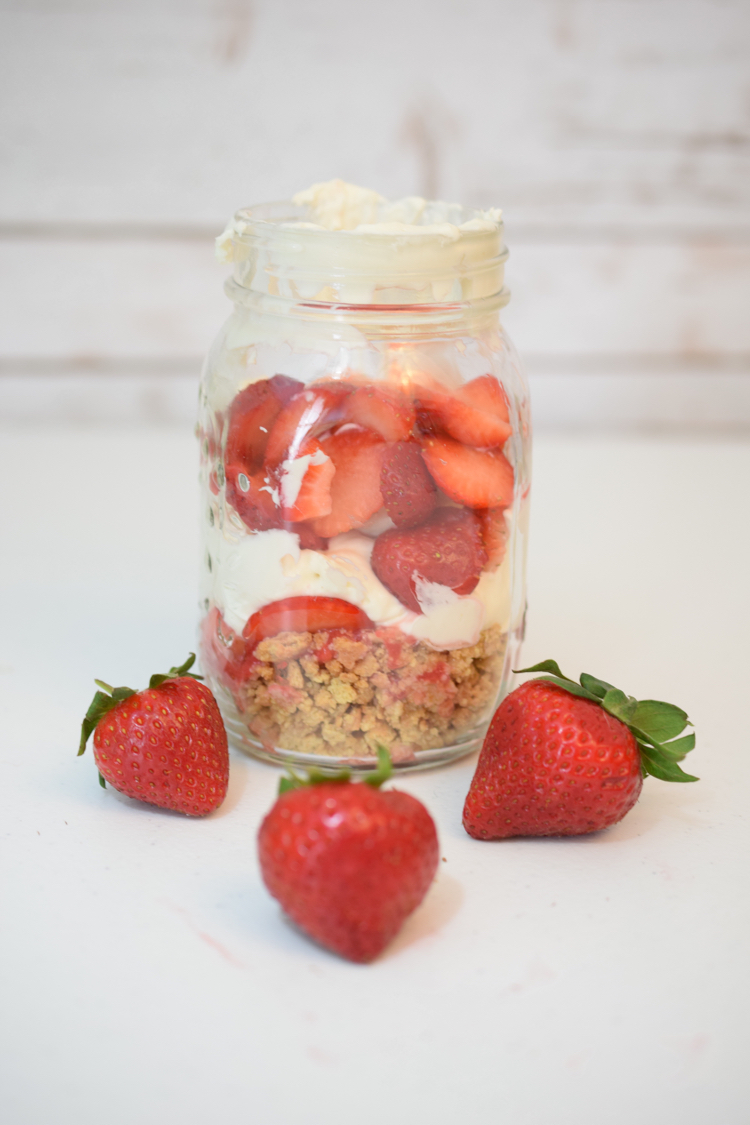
[288,179,502,235]
[216,179,508,305]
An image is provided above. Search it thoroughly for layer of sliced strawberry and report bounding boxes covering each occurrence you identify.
[295,523,328,551]
[458,374,510,424]
[380,440,437,528]
[276,437,335,522]
[225,381,285,473]
[477,507,508,568]
[264,385,352,467]
[310,428,387,537]
[243,596,373,651]
[415,384,511,449]
[371,508,487,613]
[268,373,305,406]
[344,385,415,442]
[225,463,281,530]
[421,437,514,509]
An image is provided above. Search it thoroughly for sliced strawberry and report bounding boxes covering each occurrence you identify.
[225,380,284,473]
[243,596,373,651]
[415,384,511,449]
[371,509,487,613]
[421,437,514,509]
[477,507,508,568]
[459,374,510,424]
[268,373,304,406]
[201,607,258,687]
[295,523,328,551]
[310,428,386,537]
[277,438,335,522]
[225,463,281,531]
[344,385,415,441]
[380,441,437,528]
[264,385,352,467]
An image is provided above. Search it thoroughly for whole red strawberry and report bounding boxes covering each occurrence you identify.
[258,749,439,962]
[463,660,697,839]
[78,654,229,816]
[371,507,487,612]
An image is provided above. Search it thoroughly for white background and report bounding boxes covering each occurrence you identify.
[2,428,749,1124]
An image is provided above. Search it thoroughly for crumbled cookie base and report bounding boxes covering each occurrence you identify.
[232,624,507,760]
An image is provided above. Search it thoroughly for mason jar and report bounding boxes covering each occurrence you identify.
[197,181,530,772]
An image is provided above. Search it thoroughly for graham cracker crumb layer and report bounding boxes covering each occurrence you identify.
[233,624,507,760]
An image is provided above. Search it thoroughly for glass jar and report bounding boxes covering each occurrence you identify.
[198,183,530,772]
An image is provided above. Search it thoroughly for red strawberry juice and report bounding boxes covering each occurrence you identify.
[198,181,530,771]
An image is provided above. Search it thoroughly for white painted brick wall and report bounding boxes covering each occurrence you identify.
[1,0,748,427]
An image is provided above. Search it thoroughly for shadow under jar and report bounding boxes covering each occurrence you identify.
[198,186,531,773]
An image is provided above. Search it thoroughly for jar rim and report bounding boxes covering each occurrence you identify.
[217,196,509,308]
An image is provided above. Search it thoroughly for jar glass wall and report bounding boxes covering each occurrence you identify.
[198,186,530,772]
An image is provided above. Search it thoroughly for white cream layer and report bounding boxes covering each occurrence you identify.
[205,522,511,651]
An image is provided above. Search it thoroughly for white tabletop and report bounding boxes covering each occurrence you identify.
[1,425,748,1125]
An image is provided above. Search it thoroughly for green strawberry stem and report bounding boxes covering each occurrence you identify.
[278,744,393,795]
[513,659,698,783]
[78,654,203,758]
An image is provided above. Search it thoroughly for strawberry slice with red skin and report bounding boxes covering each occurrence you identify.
[276,437,335,522]
[345,385,416,442]
[380,440,437,528]
[477,507,509,569]
[459,374,510,424]
[371,508,487,613]
[415,383,511,449]
[225,463,281,531]
[295,523,328,551]
[224,461,330,545]
[225,380,284,473]
[310,428,387,537]
[264,385,352,467]
[421,437,515,509]
[268,373,304,406]
[200,607,259,687]
[243,596,373,651]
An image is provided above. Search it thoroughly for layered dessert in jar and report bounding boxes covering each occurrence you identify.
[198,181,530,770]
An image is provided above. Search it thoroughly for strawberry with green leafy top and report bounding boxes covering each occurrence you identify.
[463,660,697,840]
[258,748,439,963]
[79,655,229,816]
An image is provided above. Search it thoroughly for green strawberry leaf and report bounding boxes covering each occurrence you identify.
[601,688,638,724]
[526,674,601,704]
[657,732,695,760]
[637,741,699,783]
[516,659,698,784]
[149,652,204,689]
[514,660,575,682]
[276,746,394,796]
[579,673,617,699]
[630,700,690,743]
